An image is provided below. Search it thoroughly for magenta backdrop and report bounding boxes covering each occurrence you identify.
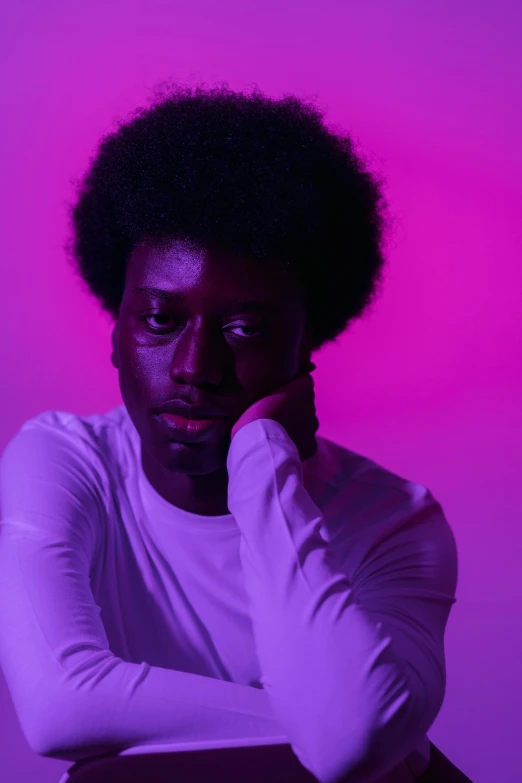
[1,2,521,782]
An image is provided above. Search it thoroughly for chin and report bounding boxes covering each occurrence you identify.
[159,439,228,475]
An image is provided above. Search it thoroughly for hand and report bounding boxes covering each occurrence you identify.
[231,361,319,462]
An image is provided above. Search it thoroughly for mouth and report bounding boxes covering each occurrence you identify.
[155,412,225,441]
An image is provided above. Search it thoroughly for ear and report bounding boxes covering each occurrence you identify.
[110,322,120,370]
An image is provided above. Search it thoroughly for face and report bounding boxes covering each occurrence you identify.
[111,237,313,479]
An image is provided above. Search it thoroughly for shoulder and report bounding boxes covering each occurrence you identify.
[16,403,128,447]
[1,404,135,505]
[0,405,137,561]
[310,435,458,587]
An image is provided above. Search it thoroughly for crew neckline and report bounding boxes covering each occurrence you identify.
[138,465,237,532]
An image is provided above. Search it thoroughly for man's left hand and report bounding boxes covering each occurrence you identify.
[230,363,319,462]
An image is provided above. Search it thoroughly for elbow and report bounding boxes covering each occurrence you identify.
[315,747,373,783]
[294,727,374,783]
[17,695,65,758]
[309,691,433,783]
[32,732,118,763]
[25,698,104,762]
[308,728,403,783]
[306,658,444,783]
[31,722,121,763]
[27,713,81,761]
[6,679,85,759]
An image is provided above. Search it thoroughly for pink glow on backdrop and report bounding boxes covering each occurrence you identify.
[1,1,521,781]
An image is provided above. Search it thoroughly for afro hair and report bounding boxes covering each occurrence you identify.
[65,81,392,351]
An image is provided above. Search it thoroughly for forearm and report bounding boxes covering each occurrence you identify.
[36,658,289,761]
[227,420,450,783]
[0,523,288,762]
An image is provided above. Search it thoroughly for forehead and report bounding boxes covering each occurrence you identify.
[126,237,302,304]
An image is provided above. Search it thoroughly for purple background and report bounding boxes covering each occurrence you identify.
[1,2,521,781]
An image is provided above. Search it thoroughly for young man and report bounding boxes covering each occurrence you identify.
[0,84,459,782]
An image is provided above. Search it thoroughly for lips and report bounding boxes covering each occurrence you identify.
[156,399,228,420]
[156,411,225,441]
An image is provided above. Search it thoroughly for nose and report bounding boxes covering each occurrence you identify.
[169,320,228,386]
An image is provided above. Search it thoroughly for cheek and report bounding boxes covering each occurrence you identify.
[117,347,157,400]
[238,354,297,397]
[122,342,158,376]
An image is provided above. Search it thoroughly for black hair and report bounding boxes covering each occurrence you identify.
[66,81,393,350]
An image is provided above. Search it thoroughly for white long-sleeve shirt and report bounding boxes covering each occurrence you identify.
[0,404,458,783]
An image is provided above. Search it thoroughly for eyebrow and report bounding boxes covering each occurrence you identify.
[133,286,281,313]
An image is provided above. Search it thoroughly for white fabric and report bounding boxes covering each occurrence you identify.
[0,404,456,782]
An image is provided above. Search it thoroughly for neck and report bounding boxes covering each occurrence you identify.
[141,447,231,516]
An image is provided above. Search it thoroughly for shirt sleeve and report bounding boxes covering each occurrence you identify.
[226,419,458,783]
[0,422,289,762]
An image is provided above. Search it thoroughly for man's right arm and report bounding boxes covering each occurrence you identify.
[0,422,287,761]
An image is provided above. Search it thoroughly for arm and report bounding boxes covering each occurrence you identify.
[0,423,288,762]
[226,419,458,783]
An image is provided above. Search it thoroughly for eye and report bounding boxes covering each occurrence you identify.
[227,324,264,338]
[141,314,176,331]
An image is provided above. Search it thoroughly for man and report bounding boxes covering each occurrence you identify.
[0,83,460,782]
